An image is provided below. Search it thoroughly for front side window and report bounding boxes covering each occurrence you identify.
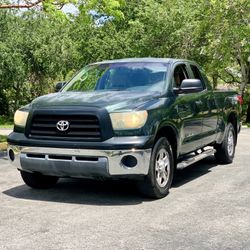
[63,62,169,93]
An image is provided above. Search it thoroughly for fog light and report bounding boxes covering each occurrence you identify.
[121,155,137,168]
[9,149,15,162]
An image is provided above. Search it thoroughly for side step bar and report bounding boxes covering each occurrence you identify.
[177,148,216,170]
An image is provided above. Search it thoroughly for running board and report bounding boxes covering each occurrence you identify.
[177,148,216,170]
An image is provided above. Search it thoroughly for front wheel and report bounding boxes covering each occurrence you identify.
[20,171,59,189]
[137,137,174,199]
[214,123,236,164]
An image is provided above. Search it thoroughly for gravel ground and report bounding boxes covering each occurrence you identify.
[0,129,249,250]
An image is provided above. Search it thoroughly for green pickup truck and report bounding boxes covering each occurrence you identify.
[8,58,242,198]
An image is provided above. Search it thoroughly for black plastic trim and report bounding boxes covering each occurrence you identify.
[25,106,114,142]
[7,132,154,150]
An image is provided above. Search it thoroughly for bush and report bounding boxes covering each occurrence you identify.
[0,116,13,127]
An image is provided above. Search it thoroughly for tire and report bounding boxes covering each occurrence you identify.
[20,171,59,189]
[137,137,174,199]
[214,123,236,164]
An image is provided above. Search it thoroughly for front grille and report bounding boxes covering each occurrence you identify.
[28,114,102,141]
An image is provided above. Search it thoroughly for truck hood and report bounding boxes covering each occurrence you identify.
[31,90,161,112]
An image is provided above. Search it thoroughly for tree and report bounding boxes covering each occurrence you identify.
[0,10,80,113]
[0,0,77,13]
[0,0,249,120]
[0,0,125,19]
[199,0,250,95]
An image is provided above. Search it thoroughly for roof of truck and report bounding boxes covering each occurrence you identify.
[91,57,191,65]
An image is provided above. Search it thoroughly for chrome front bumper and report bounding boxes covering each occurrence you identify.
[8,145,151,178]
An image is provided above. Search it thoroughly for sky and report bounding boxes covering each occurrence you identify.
[62,3,79,14]
[6,1,79,14]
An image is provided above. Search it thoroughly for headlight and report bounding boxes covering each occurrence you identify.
[110,111,148,130]
[14,110,29,127]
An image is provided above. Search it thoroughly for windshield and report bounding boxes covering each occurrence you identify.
[63,62,168,93]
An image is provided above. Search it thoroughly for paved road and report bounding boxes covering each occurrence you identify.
[0,129,12,136]
[0,129,250,250]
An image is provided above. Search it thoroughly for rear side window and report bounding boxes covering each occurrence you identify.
[190,65,202,80]
[190,65,206,89]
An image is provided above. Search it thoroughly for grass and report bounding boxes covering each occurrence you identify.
[0,124,13,129]
[0,116,13,129]
[0,135,7,143]
[0,135,7,151]
[244,123,250,128]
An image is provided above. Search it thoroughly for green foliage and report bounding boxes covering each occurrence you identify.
[0,115,13,128]
[0,0,249,119]
[0,134,7,151]
[0,135,7,143]
[0,115,12,123]
[0,10,79,114]
[80,0,125,20]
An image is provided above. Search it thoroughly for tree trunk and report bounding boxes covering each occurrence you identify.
[236,47,250,123]
[237,49,249,97]
[0,0,42,9]
[212,74,218,89]
[0,89,8,116]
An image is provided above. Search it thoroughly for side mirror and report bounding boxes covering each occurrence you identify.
[55,82,66,92]
[174,79,203,94]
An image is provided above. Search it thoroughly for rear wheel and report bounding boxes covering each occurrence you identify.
[137,137,174,199]
[214,123,236,164]
[20,171,59,189]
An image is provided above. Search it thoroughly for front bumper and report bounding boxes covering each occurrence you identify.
[8,145,152,178]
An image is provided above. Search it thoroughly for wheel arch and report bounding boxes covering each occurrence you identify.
[154,124,179,165]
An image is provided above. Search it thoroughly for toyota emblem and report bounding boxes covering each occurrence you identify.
[56,120,70,132]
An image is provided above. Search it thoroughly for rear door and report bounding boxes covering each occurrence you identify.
[171,62,204,155]
[189,64,218,146]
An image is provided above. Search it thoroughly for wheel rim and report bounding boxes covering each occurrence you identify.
[155,148,170,188]
[227,129,234,156]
